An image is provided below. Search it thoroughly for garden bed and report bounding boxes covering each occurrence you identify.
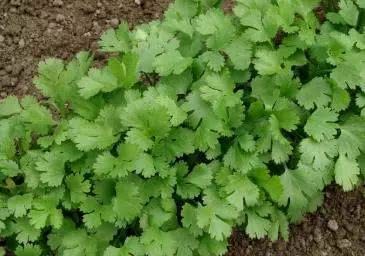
[0,0,364,255]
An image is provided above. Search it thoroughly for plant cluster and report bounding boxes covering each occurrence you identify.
[1,0,365,255]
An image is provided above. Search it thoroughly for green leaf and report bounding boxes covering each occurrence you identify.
[224,142,262,174]
[155,96,187,126]
[36,152,65,187]
[337,116,365,159]
[0,159,20,177]
[245,209,272,239]
[299,138,338,170]
[154,50,193,76]
[272,98,300,131]
[66,174,91,203]
[15,244,42,256]
[249,169,283,203]
[104,237,145,256]
[181,204,203,237]
[196,189,238,241]
[140,228,177,256]
[279,167,325,221]
[356,0,365,8]
[331,84,350,111]
[330,52,365,90]
[268,208,289,241]
[164,0,197,37]
[171,228,199,256]
[197,235,228,256]
[234,1,278,43]
[29,197,63,229]
[177,163,212,199]
[224,36,252,70]
[296,78,331,110]
[12,218,41,243]
[254,49,283,75]
[20,96,55,135]
[251,76,280,108]
[107,53,139,89]
[224,174,260,210]
[78,68,119,99]
[0,96,22,117]
[338,0,359,26]
[68,117,118,151]
[99,23,131,52]
[195,9,235,49]
[335,155,360,191]
[199,51,225,72]
[8,194,33,218]
[113,179,143,222]
[304,108,339,141]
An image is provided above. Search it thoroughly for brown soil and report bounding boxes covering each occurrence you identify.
[0,0,170,98]
[1,1,365,256]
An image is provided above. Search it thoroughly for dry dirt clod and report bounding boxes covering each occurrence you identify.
[313,228,322,243]
[53,0,64,7]
[48,22,57,29]
[0,35,4,43]
[12,64,22,76]
[5,65,12,73]
[336,239,352,249]
[327,220,339,231]
[18,38,25,48]
[56,14,65,23]
[10,0,21,7]
[110,18,119,27]
[80,4,96,14]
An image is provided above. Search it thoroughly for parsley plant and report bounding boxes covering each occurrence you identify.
[1,0,365,255]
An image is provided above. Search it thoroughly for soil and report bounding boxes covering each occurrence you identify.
[1,0,365,255]
[0,0,170,98]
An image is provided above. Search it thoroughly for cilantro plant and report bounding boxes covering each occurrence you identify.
[1,0,365,255]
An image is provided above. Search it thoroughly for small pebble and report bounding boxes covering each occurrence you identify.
[336,239,352,249]
[0,92,7,98]
[135,0,142,5]
[10,0,21,6]
[53,0,63,6]
[49,22,57,29]
[10,77,18,86]
[97,2,102,7]
[110,18,119,27]
[2,75,11,86]
[327,220,339,232]
[18,38,25,48]
[12,65,22,76]
[313,228,322,243]
[5,65,12,73]
[56,14,65,22]
[81,4,95,14]
[93,21,101,33]
[0,35,4,43]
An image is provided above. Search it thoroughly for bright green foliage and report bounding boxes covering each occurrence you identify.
[1,0,365,255]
